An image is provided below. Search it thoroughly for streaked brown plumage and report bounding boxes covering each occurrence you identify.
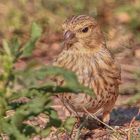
[53,15,121,123]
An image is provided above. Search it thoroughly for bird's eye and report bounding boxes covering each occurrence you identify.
[82,27,89,33]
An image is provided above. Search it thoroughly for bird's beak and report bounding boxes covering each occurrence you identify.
[64,30,75,43]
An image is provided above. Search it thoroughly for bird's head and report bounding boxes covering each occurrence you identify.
[62,15,105,51]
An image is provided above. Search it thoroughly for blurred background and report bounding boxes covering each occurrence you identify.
[0,0,140,139]
[0,0,140,103]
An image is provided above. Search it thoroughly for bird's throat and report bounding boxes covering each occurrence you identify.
[64,41,106,56]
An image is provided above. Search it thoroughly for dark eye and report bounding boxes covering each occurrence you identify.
[82,27,89,33]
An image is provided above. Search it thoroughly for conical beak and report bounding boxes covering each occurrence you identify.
[64,30,75,41]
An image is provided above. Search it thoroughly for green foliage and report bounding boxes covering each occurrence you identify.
[0,23,94,139]
[31,66,94,97]
[63,117,76,133]
[22,22,42,57]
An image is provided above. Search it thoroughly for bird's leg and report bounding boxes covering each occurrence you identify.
[102,111,110,125]
[102,99,116,126]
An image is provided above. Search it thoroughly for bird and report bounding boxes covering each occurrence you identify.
[53,15,121,124]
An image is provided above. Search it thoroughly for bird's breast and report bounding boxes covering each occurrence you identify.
[53,50,119,112]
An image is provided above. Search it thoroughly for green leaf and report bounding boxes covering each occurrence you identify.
[22,124,36,136]
[10,37,20,55]
[45,108,62,127]
[63,117,76,133]
[40,127,51,137]
[31,22,42,40]
[0,118,28,140]
[10,94,50,129]
[2,40,12,57]
[0,97,7,116]
[10,37,22,61]
[31,66,95,97]
[22,22,42,57]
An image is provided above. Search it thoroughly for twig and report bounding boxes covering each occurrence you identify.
[127,108,140,140]
[82,107,126,138]
[56,133,60,140]
[83,107,117,132]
